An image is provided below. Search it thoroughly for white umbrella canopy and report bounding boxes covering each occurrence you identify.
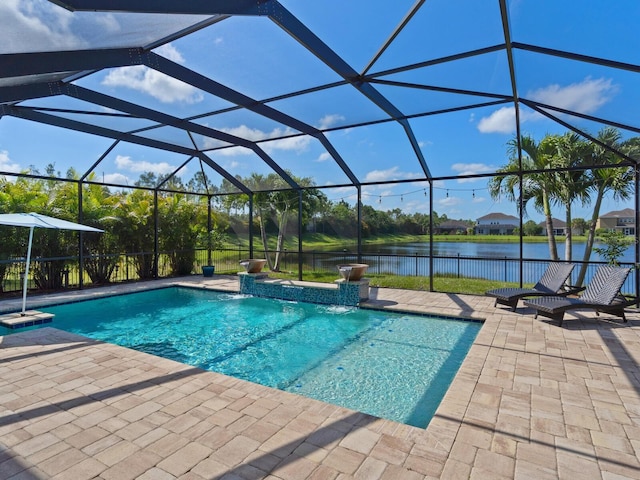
[0,212,103,315]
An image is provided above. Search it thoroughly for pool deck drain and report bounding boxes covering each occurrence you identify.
[1,275,639,479]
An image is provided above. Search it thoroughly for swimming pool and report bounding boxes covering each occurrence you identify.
[16,287,481,427]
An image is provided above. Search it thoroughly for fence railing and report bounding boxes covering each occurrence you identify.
[1,248,637,297]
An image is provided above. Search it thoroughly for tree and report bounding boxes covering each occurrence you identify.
[225,173,326,272]
[109,189,157,279]
[79,174,121,283]
[575,128,638,286]
[159,193,204,275]
[593,231,633,266]
[522,220,542,236]
[571,218,588,236]
[489,134,559,260]
[0,176,43,291]
[545,132,591,261]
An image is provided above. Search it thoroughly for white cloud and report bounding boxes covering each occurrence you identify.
[220,125,268,142]
[114,155,179,176]
[316,152,332,162]
[451,163,495,183]
[477,106,518,134]
[0,0,82,53]
[472,196,486,204]
[209,125,311,156]
[262,135,311,154]
[216,146,252,157]
[318,114,345,130]
[102,43,202,104]
[451,163,493,176]
[154,43,185,63]
[0,150,21,173]
[438,196,464,207]
[102,66,204,104]
[103,172,130,184]
[363,166,420,183]
[477,77,616,133]
[93,13,120,34]
[529,77,615,113]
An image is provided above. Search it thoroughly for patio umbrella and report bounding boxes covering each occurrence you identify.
[0,212,103,315]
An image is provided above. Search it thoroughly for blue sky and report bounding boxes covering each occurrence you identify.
[1,0,638,224]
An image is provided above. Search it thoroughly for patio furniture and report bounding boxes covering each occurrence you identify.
[523,265,633,326]
[486,263,577,311]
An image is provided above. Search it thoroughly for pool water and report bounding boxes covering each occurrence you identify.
[29,287,481,427]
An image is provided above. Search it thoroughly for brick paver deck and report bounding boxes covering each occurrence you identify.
[1,276,639,479]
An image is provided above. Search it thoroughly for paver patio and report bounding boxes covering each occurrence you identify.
[1,275,639,479]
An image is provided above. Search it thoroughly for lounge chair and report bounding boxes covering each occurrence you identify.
[523,265,633,326]
[486,263,576,311]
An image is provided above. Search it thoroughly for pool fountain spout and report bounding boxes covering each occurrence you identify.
[336,264,370,302]
[240,258,267,274]
[337,263,368,281]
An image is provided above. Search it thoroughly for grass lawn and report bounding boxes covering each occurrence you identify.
[266,270,523,295]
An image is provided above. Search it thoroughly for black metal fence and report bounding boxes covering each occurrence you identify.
[1,248,636,296]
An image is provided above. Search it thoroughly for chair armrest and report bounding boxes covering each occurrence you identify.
[560,285,585,296]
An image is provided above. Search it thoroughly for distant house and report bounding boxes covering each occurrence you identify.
[538,218,568,236]
[475,213,518,235]
[596,208,636,235]
[434,220,470,235]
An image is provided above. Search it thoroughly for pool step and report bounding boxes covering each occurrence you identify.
[0,311,54,329]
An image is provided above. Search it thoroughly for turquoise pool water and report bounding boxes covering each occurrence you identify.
[14,287,480,427]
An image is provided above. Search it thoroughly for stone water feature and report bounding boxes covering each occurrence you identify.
[238,262,370,306]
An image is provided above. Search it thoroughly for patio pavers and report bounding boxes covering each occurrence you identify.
[1,276,639,479]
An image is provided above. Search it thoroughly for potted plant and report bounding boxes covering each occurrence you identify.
[199,225,226,277]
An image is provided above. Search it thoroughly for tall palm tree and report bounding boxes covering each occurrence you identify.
[545,133,591,261]
[489,134,559,260]
[576,127,637,286]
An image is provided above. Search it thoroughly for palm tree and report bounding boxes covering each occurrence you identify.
[576,127,637,286]
[545,133,591,261]
[488,134,559,260]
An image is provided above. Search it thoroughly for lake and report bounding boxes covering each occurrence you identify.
[361,240,635,264]
[303,240,636,286]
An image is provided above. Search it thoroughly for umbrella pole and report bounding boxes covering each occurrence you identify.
[21,226,34,316]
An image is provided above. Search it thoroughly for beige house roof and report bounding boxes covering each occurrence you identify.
[476,212,519,222]
[600,208,634,218]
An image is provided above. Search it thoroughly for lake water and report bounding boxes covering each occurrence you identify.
[361,240,635,264]
[305,240,636,288]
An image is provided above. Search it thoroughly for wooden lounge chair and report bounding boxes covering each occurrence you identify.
[523,265,633,326]
[486,263,576,311]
